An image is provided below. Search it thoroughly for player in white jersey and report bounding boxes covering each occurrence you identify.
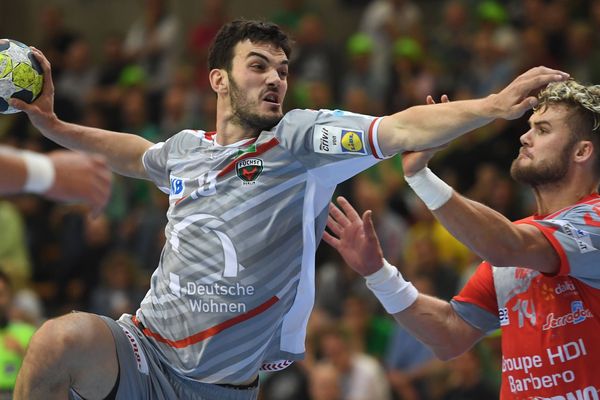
[11,19,568,400]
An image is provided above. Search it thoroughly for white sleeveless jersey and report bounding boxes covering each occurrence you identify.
[136,109,385,384]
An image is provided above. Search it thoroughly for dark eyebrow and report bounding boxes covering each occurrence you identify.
[246,51,289,66]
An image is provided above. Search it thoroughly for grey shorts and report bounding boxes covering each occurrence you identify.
[70,315,259,400]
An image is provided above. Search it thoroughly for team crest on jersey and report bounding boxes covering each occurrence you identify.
[236,158,263,183]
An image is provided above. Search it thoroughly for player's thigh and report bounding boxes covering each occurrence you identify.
[39,312,119,399]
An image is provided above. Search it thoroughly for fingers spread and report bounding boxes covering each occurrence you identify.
[362,210,378,241]
[336,196,361,223]
[329,201,350,227]
[321,231,339,249]
[326,214,342,236]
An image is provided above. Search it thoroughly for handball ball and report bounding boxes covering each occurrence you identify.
[0,39,43,114]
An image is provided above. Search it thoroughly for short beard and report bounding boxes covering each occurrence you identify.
[229,77,282,132]
[510,144,572,187]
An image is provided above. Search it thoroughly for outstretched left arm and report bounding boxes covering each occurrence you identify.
[377,67,569,155]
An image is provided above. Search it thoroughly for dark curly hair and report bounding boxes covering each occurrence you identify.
[208,19,292,72]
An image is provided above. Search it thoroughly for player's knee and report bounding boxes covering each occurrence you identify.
[28,314,93,362]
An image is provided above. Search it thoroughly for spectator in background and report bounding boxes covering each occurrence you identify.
[317,325,391,400]
[341,295,395,359]
[517,26,557,73]
[388,36,437,112]
[269,0,311,32]
[120,87,160,142]
[291,14,341,103]
[341,34,383,113]
[87,33,129,131]
[564,22,595,85]
[351,175,407,266]
[159,66,202,135]
[259,362,310,400]
[54,36,98,121]
[590,1,600,84]
[53,213,113,315]
[403,191,473,275]
[541,0,569,62]
[308,363,342,400]
[124,0,180,122]
[467,1,518,98]
[359,0,423,98]
[187,0,230,91]
[90,250,146,320]
[0,201,31,291]
[405,234,459,301]
[430,0,473,98]
[440,349,498,400]
[0,270,35,398]
[37,5,78,80]
[385,275,444,400]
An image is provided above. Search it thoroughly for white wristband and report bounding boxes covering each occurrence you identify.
[404,167,453,210]
[22,151,55,193]
[365,259,418,314]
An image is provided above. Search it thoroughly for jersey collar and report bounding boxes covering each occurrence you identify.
[205,132,258,148]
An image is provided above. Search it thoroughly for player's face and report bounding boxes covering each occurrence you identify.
[510,105,576,186]
[227,40,289,131]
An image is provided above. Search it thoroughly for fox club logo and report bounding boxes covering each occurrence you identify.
[236,158,263,183]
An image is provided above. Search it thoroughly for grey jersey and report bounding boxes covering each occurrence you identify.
[136,109,385,384]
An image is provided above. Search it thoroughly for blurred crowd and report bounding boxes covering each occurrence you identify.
[1,0,599,398]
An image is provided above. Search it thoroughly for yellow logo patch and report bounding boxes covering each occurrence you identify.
[341,130,365,153]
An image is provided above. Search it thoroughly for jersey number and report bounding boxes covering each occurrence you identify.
[512,299,536,328]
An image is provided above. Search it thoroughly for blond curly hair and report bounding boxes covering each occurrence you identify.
[535,79,600,132]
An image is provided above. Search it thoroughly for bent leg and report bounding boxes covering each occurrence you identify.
[13,312,119,400]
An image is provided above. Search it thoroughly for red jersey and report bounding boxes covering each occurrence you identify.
[452,194,600,400]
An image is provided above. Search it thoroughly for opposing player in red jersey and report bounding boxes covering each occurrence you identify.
[325,80,600,399]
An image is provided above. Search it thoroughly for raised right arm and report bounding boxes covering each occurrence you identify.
[323,196,485,360]
[10,47,153,179]
[28,118,152,179]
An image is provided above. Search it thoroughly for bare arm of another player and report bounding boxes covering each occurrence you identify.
[0,146,112,215]
[10,48,153,179]
[322,197,484,360]
[377,67,570,154]
[402,149,559,274]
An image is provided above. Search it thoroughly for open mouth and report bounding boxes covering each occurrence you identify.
[263,93,280,105]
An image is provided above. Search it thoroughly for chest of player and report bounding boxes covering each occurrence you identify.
[165,143,304,213]
[493,267,599,335]
[494,268,600,399]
